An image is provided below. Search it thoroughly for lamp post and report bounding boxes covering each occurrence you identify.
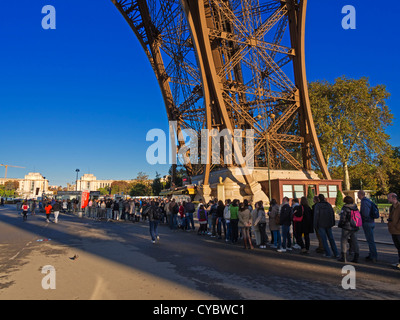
[75,169,80,191]
[257,113,275,202]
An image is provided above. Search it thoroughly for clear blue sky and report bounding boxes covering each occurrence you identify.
[0,1,399,186]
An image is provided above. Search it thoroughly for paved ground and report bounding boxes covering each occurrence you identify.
[0,204,399,300]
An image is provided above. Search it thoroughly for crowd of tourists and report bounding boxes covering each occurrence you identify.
[160,191,400,268]
[14,190,400,268]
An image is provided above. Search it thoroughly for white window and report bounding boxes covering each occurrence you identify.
[328,185,338,198]
[293,185,304,199]
[319,185,328,198]
[282,184,293,199]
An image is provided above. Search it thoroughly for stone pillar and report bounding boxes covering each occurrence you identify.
[249,180,269,205]
[223,177,241,201]
[217,177,225,203]
[202,184,212,203]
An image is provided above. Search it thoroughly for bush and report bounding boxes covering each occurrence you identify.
[307,185,315,207]
[335,191,344,213]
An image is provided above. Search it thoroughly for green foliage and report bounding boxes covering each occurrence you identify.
[151,172,162,196]
[110,180,131,195]
[309,76,393,191]
[388,146,400,195]
[168,165,187,187]
[307,185,315,207]
[0,180,19,198]
[129,182,151,197]
[335,190,344,213]
[97,187,109,195]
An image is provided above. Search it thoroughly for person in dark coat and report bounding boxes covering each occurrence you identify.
[292,198,304,250]
[314,194,339,258]
[278,197,293,252]
[293,197,314,254]
[312,195,324,253]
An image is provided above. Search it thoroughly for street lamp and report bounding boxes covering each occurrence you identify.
[257,113,275,203]
[75,169,80,191]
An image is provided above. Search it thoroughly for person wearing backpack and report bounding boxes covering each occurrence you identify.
[179,202,187,230]
[185,199,196,231]
[253,200,267,248]
[293,197,314,254]
[358,190,378,262]
[216,200,226,239]
[268,199,281,249]
[292,198,304,251]
[223,199,231,242]
[21,201,29,221]
[338,196,360,263]
[277,197,293,253]
[229,199,240,243]
[148,201,160,243]
[169,199,179,230]
[52,200,61,223]
[31,200,37,216]
[197,204,208,235]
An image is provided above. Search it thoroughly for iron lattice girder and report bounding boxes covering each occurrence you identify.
[112,0,331,180]
[208,28,294,57]
[112,0,205,132]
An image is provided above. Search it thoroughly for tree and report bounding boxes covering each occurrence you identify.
[0,180,19,198]
[136,171,149,182]
[388,146,400,195]
[128,171,152,196]
[110,181,132,195]
[98,187,109,195]
[151,172,162,196]
[129,182,151,196]
[168,165,187,188]
[309,76,393,190]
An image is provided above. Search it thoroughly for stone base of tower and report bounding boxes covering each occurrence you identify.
[191,167,322,206]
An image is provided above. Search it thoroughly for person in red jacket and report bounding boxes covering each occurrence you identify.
[45,202,52,223]
[21,201,29,221]
[178,202,186,230]
[197,204,208,235]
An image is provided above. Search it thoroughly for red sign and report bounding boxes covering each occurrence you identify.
[81,190,90,209]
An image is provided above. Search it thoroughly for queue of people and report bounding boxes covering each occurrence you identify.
[170,193,400,269]
[13,191,400,269]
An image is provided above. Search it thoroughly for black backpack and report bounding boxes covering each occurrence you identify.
[198,209,206,221]
[369,201,379,219]
[153,206,163,221]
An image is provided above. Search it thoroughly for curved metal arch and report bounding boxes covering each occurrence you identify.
[112,0,206,178]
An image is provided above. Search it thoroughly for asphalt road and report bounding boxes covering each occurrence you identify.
[0,204,399,300]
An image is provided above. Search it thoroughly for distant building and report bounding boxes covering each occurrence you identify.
[76,174,148,192]
[75,173,154,193]
[0,172,49,199]
[76,174,114,192]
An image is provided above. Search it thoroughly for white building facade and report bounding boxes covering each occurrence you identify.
[0,172,49,199]
[76,174,115,192]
